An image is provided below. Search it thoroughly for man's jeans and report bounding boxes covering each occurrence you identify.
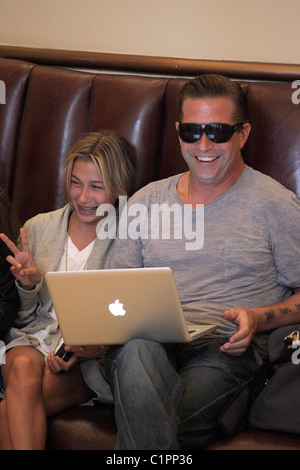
[104,335,260,450]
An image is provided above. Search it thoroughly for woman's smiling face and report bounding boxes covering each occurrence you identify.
[70,159,113,225]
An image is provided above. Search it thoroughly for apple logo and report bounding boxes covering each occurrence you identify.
[108,299,126,316]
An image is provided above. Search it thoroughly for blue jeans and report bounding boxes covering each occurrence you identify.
[104,335,260,450]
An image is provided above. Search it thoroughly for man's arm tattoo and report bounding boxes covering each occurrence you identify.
[263,302,300,323]
[279,307,292,315]
[264,309,275,322]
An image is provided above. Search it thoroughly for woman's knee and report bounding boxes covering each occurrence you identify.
[4,349,44,392]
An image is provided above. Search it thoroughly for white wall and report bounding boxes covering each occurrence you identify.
[0,0,299,65]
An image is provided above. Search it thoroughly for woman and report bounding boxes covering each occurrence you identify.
[0,188,19,340]
[0,130,136,450]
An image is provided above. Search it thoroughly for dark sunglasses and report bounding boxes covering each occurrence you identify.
[178,122,245,144]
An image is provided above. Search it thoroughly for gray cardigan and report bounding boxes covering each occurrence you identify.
[4,204,114,402]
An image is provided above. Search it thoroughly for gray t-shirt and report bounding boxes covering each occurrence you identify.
[110,166,300,357]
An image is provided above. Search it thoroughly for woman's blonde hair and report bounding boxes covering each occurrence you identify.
[62,130,137,204]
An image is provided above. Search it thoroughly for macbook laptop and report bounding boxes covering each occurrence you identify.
[45,267,216,345]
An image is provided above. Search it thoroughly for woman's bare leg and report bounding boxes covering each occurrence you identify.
[42,360,94,417]
[0,397,12,449]
[1,346,46,450]
[0,347,94,449]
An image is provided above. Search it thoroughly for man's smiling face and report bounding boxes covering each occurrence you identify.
[176,96,250,190]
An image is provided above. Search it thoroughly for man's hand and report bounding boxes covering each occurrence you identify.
[220,308,257,356]
[65,345,109,357]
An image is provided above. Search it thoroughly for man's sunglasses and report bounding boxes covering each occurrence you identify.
[178,122,245,144]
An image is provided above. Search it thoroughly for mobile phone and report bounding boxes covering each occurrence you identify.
[55,343,73,362]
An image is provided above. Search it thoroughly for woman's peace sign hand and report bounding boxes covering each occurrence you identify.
[0,228,42,289]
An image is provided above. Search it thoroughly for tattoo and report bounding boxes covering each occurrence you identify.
[279,307,292,315]
[265,309,275,322]
[264,303,300,323]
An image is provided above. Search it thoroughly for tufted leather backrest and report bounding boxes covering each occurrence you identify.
[244,82,300,195]
[0,58,299,225]
[87,74,168,190]
[0,59,34,195]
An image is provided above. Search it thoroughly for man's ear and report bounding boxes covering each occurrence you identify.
[239,122,251,149]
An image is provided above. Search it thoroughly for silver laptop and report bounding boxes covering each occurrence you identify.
[45,267,216,345]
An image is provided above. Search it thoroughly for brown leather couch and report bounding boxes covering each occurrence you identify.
[0,54,300,450]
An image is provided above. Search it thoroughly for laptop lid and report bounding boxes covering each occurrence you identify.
[45,267,216,345]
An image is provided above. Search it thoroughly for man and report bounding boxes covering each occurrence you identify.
[104,74,300,449]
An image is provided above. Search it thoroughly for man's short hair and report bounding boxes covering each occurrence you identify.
[178,74,248,123]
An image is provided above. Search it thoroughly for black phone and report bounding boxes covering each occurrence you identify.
[55,343,73,362]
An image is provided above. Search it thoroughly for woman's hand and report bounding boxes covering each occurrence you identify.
[47,345,109,375]
[47,351,79,374]
[0,228,42,289]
